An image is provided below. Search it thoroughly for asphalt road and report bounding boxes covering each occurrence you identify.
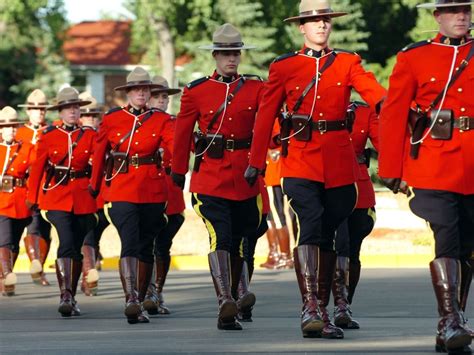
[0,268,472,354]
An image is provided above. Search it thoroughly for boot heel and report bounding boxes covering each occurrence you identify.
[30,259,43,284]
[58,302,73,317]
[239,292,256,312]
[302,330,322,338]
[86,269,99,295]
[219,300,238,322]
[3,273,17,296]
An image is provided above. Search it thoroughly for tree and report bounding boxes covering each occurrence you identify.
[0,0,70,107]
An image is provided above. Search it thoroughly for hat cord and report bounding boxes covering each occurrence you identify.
[195,82,231,157]
[281,57,321,141]
[0,144,11,184]
[104,115,138,182]
[43,130,74,191]
[410,45,457,145]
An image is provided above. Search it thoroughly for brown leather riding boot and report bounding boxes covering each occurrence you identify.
[0,247,17,296]
[460,258,474,338]
[294,245,324,338]
[55,258,74,317]
[95,246,102,271]
[209,250,241,330]
[347,259,361,305]
[332,256,360,329]
[119,257,143,324]
[275,227,294,269]
[24,235,50,286]
[232,257,256,322]
[318,250,344,339]
[431,258,472,353]
[155,256,171,314]
[81,245,99,296]
[71,259,82,316]
[260,228,280,269]
[136,260,153,323]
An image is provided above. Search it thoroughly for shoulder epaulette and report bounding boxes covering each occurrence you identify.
[273,52,298,63]
[402,40,431,52]
[242,74,263,82]
[334,48,358,55]
[42,125,57,135]
[186,76,210,89]
[105,106,123,116]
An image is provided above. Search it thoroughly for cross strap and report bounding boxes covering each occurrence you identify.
[206,77,246,133]
[3,142,22,173]
[112,109,156,152]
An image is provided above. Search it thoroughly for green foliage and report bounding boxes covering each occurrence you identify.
[0,0,70,107]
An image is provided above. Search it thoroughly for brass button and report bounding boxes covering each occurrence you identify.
[461,107,466,112]
[458,88,463,93]
[430,77,436,82]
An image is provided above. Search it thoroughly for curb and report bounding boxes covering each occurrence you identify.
[13,253,435,273]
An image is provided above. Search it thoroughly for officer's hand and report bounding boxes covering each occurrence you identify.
[381,178,402,194]
[244,166,259,187]
[88,185,99,199]
[399,181,410,196]
[25,200,37,211]
[171,172,185,190]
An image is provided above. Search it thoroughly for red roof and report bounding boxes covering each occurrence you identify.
[64,20,135,66]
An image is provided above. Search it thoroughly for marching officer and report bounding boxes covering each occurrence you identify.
[379,0,474,353]
[0,107,35,296]
[332,102,379,330]
[143,76,185,315]
[16,89,52,286]
[244,0,386,339]
[171,23,263,330]
[89,67,173,324]
[26,87,97,318]
[78,91,103,296]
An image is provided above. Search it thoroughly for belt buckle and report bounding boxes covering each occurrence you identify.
[131,154,139,168]
[69,170,76,180]
[459,116,470,131]
[226,139,235,152]
[317,120,327,134]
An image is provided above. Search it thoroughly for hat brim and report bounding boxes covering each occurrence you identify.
[17,104,49,109]
[151,88,182,96]
[47,100,92,111]
[284,12,348,23]
[417,2,474,8]
[198,44,256,50]
[80,109,102,116]
[0,122,23,127]
[114,83,164,91]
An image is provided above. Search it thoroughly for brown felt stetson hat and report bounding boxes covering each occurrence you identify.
[199,23,256,50]
[79,92,102,116]
[0,106,22,127]
[418,0,474,8]
[284,0,348,23]
[18,89,49,109]
[47,87,91,111]
[150,76,181,96]
[114,67,163,91]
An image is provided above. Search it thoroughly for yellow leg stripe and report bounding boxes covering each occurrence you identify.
[287,198,301,246]
[256,193,263,227]
[239,239,245,258]
[192,193,218,252]
[103,202,114,225]
[407,186,416,204]
[353,182,359,212]
[368,208,377,224]
[40,210,58,248]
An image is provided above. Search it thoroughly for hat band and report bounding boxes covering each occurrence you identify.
[300,9,334,16]
[212,42,245,48]
[26,102,48,106]
[126,80,154,86]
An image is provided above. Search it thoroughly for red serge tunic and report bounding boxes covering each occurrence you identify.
[90,107,174,204]
[249,47,386,188]
[16,124,48,145]
[172,72,264,201]
[162,116,185,215]
[27,126,97,214]
[379,34,474,194]
[0,141,35,219]
[351,105,379,209]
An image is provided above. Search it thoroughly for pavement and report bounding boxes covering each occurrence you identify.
[1,268,472,354]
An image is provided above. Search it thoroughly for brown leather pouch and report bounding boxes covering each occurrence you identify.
[430,109,453,140]
[54,166,70,185]
[112,152,129,173]
[205,133,224,159]
[291,114,312,141]
[1,176,14,193]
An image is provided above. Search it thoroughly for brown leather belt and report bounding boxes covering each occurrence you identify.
[1,175,27,193]
[69,169,91,179]
[224,137,252,151]
[311,119,349,133]
[454,117,474,131]
[128,154,158,167]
